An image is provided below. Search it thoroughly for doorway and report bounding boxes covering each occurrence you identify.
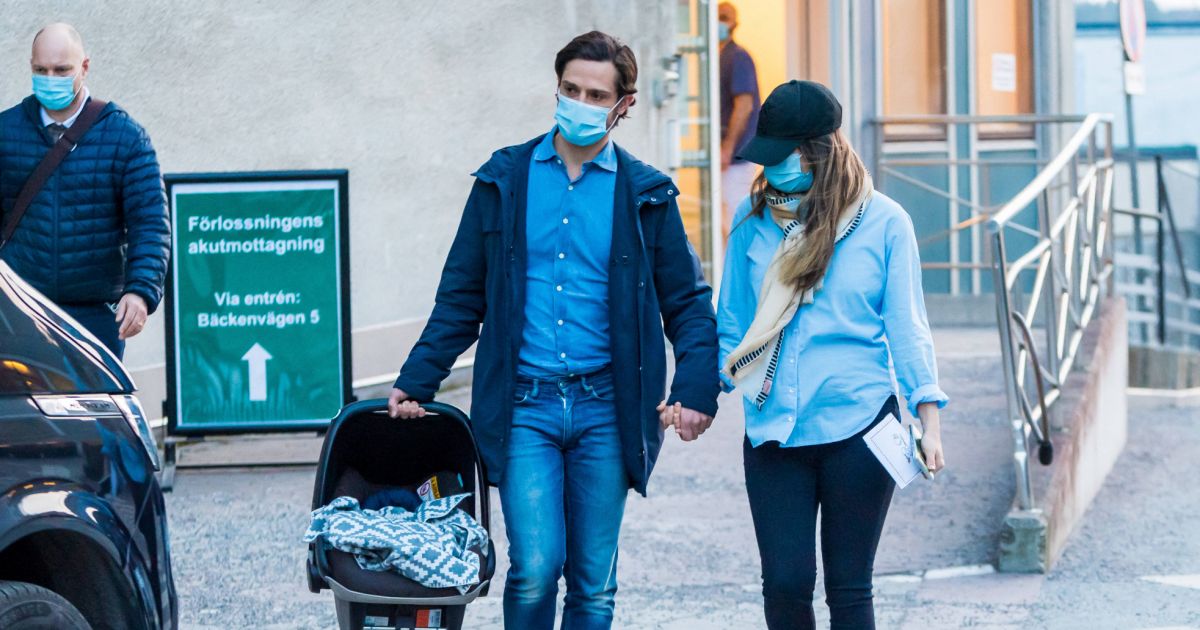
[669,0,835,286]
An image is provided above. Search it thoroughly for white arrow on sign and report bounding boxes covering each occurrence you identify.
[241,343,273,402]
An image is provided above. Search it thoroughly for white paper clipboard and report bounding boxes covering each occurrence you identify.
[863,417,924,489]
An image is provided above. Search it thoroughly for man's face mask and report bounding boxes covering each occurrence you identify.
[764,151,815,194]
[554,91,626,147]
[32,73,78,111]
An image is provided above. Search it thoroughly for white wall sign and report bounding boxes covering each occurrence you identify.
[992,53,1017,93]
[1123,61,1146,95]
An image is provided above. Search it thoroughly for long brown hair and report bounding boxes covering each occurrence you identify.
[749,129,869,293]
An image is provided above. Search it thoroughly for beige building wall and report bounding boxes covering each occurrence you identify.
[725,0,789,97]
[1,1,681,411]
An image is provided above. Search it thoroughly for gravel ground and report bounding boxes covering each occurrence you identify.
[1028,392,1200,628]
[162,329,1200,628]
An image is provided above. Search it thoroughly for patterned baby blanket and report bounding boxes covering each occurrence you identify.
[305,494,488,593]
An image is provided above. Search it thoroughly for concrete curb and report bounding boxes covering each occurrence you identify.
[1129,344,1200,389]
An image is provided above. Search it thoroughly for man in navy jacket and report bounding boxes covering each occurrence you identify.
[0,23,169,359]
[389,31,720,629]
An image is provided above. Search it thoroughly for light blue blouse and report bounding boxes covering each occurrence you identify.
[717,192,949,447]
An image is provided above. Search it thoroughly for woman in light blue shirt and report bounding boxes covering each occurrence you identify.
[717,81,947,629]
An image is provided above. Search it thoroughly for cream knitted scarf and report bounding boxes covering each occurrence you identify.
[723,181,873,409]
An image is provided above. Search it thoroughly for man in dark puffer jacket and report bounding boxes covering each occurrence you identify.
[0,23,169,359]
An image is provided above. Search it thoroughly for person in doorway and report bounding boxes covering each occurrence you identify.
[0,23,169,359]
[388,31,721,630]
[717,80,948,629]
[718,1,762,239]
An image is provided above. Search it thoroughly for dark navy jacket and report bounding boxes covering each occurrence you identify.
[395,135,721,495]
[0,96,169,312]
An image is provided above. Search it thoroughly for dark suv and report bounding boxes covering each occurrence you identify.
[0,262,177,629]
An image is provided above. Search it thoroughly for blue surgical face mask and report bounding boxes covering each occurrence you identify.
[32,74,78,111]
[718,22,732,42]
[554,92,624,147]
[764,152,814,193]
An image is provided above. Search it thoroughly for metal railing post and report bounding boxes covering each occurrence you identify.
[1156,154,1192,300]
[1156,155,1168,345]
[1105,121,1117,297]
[1039,187,1062,383]
[991,229,1034,511]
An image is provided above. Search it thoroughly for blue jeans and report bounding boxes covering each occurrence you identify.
[499,368,628,630]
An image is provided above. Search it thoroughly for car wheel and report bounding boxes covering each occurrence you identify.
[0,580,91,630]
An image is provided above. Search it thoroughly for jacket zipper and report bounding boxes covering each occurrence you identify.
[52,168,59,300]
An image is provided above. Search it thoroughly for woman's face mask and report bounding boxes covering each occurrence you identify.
[764,151,814,194]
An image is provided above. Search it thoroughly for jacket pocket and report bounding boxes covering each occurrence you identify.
[481,208,505,263]
[481,206,503,236]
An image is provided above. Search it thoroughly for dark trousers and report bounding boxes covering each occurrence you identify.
[61,302,125,360]
[744,397,898,630]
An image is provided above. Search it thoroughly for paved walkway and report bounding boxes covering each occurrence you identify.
[162,329,1200,628]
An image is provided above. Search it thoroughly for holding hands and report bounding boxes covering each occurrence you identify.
[392,387,719,443]
[657,400,714,441]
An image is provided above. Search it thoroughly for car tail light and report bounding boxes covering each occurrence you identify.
[112,394,161,471]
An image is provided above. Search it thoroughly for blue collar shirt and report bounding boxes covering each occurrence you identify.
[518,129,618,377]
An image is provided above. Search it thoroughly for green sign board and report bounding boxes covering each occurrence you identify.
[164,172,351,434]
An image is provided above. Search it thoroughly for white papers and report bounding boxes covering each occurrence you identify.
[864,417,924,489]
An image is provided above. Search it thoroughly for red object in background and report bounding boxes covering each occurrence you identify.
[1120,0,1148,62]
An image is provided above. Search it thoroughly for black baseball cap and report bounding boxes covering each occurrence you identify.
[737,80,843,166]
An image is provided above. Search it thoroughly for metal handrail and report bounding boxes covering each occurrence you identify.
[987,113,1115,510]
[1113,154,1198,348]
[872,113,1115,298]
[989,116,1112,226]
[872,113,1116,512]
[1010,311,1054,466]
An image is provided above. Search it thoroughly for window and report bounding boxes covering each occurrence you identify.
[881,0,947,140]
[975,0,1034,138]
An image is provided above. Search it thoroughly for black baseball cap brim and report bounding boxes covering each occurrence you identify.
[736,79,843,166]
[736,135,803,167]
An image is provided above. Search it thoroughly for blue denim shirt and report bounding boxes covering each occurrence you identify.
[718,192,949,447]
[518,130,617,377]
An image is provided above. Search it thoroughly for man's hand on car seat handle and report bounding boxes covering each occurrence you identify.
[388,388,427,419]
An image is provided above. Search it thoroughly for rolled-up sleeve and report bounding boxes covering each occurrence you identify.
[882,211,949,417]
